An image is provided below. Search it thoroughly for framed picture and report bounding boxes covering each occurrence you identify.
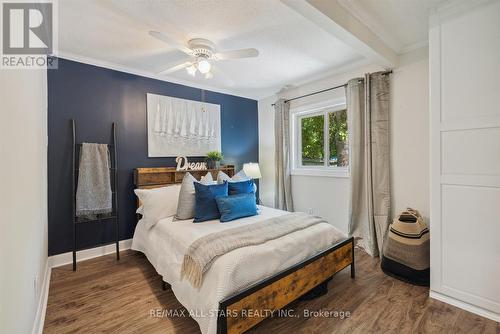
[146,93,221,157]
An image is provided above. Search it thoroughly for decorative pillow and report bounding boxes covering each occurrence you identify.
[134,184,182,229]
[200,172,214,183]
[228,179,255,195]
[217,170,247,182]
[216,193,258,222]
[193,181,228,222]
[217,170,257,193]
[175,172,214,220]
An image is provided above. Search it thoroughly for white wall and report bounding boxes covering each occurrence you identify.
[0,68,48,333]
[391,47,430,222]
[429,0,500,321]
[258,47,429,234]
[291,175,350,232]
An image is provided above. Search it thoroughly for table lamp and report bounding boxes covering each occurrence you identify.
[243,163,261,204]
[243,162,261,179]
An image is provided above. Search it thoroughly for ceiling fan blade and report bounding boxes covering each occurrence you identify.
[214,48,259,60]
[158,60,193,75]
[149,31,193,55]
[211,64,235,87]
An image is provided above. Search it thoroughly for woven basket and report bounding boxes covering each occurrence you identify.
[381,208,430,286]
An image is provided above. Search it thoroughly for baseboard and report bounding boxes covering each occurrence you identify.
[430,291,500,323]
[32,259,51,334]
[49,238,132,268]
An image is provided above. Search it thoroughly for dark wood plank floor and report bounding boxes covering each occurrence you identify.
[44,250,499,334]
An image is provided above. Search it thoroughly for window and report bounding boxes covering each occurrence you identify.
[301,114,324,166]
[292,101,349,177]
[328,109,348,167]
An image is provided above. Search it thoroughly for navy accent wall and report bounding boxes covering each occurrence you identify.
[48,58,258,256]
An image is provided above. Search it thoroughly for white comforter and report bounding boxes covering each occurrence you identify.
[131,206,345,334]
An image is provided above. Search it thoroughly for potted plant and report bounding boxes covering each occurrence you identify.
[206,151,223,169]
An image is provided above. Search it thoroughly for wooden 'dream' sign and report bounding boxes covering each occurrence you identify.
[176,156,207,171]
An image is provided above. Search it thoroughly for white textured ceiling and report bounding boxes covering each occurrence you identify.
[58,0,364,99]
[339,0,445,53]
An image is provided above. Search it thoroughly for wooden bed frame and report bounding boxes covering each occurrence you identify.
[133,166,355,334]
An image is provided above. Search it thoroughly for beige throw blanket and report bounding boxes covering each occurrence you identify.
[181,212,327,288]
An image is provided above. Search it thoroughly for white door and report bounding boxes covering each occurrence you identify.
[429,0,500,320]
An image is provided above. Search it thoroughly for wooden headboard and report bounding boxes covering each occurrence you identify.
[133,165,235,189]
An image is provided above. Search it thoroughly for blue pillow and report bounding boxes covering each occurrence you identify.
[228,179,255,195]
[193,181,228,222]
[216,193,258,222]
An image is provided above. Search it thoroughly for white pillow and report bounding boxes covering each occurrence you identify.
[217,170,258,193]
[217,170,247,182]
[200,172,214,183]
[134,184,182,229]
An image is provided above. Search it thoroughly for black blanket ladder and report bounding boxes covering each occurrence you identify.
[71,119,120,271]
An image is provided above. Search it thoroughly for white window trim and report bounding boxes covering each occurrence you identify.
[290,97,350,178]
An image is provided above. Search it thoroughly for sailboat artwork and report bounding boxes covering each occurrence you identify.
[146,93,221,157]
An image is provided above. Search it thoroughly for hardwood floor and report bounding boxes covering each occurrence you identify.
[44,250,499,334]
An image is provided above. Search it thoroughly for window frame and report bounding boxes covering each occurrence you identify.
[290,97,349,178]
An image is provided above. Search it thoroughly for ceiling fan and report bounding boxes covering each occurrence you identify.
[149,31,259,81]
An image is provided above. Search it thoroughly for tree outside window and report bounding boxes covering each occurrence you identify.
[301,114,324,165]
[329,110,348,167]
[300,109,348,168]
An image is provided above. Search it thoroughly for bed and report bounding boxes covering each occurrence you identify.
[132,167,355,334]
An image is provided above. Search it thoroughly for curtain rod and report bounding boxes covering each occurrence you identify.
[271,70,392,107]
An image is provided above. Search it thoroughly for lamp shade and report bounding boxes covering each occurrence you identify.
[243,163,262,179]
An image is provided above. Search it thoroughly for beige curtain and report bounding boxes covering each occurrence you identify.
[347,72,391,256]
[274,99,293,211]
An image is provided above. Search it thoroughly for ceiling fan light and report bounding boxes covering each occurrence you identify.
[186,65,196,76]
[197,59,211,74]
